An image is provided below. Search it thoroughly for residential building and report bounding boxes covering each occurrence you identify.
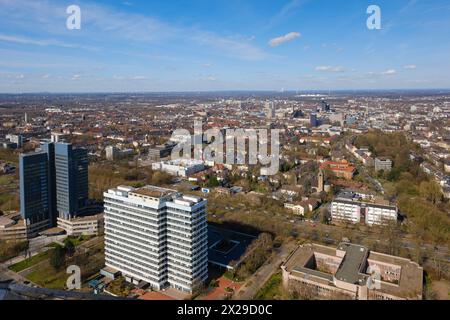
[281,242,423,300]
[103,185,208,293]
[320,160,356,180]
[330,190,398,226]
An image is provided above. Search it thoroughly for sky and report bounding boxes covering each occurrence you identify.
[0,0,449,93]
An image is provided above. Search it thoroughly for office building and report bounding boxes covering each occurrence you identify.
[41,142,57,226]
[151,159,205,177]
[57,213,104,236]
[374,158,392,172]
[19,150,52,233]
[310,113,319,127]
[103,185,208,293]
[330,190,398,226]
[18,142,90,237]
[55,143,89,220]
[281,242,423,300]
[105,146,134,161]
[147,142,177,161]
[6,134,24,148]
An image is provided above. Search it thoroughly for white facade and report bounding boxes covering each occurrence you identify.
[330,201,360,224]
[331,199,397,226]
[103,185,208,293]
[151,159,205,177]
[365,205,398,226]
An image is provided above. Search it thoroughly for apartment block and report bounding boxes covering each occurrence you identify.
[103,185,208,293]
[331,190,398,226]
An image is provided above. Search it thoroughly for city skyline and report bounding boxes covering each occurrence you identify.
[1,0,450,93]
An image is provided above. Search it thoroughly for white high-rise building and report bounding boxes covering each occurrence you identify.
[103,185,208,293]
[265,101,275,119]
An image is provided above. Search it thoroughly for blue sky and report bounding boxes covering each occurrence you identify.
[0,0,449,92]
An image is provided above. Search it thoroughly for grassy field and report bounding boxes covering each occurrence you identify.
[22,236,105,290]
[8,250,51,272]
[255,272,283,300]
[26,261,68,289]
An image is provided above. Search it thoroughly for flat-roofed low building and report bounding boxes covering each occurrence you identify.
[151,159,205,177]
[281,242,423,300]
[0,213,50,240]
[57,213,104,236]
[374,158,392,172]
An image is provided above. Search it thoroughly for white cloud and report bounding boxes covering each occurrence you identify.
[71,74,81,80]
[315,66,345,73]
[130,76,149,80]
[268,32,301,47]
[0,33,98,51]
[403,65,417,70]
[382,69,397,75]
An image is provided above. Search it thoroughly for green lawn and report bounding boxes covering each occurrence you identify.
[8,250,51,272]
[26,262,68,289]
[255,272,283,300]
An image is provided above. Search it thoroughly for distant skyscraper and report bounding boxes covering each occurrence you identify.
[310,113,319,127]
[24,112,28,124]
[265,101,275,119]
[19,151,51,227]
[55,143,89,219]
[321,100,331,112]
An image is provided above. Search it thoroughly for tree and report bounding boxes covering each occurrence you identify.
[419,181,442,204]
[50,245,66,270]
[64,238,76,257]
[206,176,220,188]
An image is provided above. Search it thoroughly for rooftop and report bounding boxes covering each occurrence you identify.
[131,186,176,198]
[283,242,423,299]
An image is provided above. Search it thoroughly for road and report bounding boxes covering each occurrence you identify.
[232,241,296,300]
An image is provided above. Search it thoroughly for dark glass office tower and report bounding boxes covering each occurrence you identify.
[19,151,50,225]
[55,143,89,219]
[41,142,57,226]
